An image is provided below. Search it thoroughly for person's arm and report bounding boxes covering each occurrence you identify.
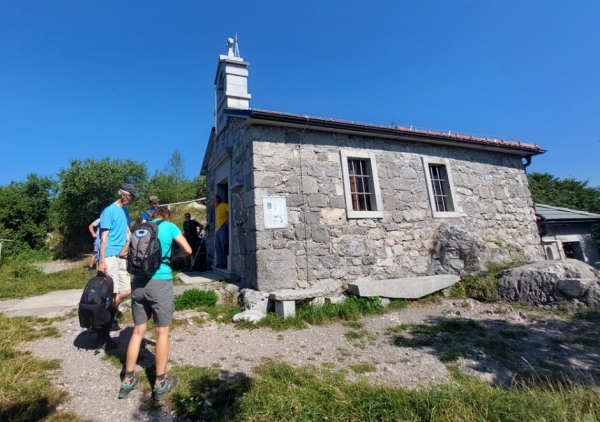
[174,233,192,256]
[98,229,109,274]
[118,240,130,259]
[88,223,97,238]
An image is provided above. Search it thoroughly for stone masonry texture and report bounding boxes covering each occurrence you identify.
[206,117,544,291]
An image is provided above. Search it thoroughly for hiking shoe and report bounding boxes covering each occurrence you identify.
[118,373,140,399]
[152,375,179,401]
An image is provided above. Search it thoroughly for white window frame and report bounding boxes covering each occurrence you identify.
[422,157,461,218]
[340,150,383,219]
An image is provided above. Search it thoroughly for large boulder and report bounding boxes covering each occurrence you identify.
[497,259,600,306]
[427,222,511,276]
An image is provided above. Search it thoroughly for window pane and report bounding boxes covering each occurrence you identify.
[348,158,374,211]
[428,164,454,213]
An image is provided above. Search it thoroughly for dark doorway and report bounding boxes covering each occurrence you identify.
[562,241,585,262]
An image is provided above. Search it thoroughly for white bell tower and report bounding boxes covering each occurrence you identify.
[214,36,251,133]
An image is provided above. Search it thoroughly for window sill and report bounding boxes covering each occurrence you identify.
[431,211,464,219]
[346,210,384,219]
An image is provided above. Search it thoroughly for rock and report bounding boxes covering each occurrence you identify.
[240,289,270,314]
[223,283,242,294]
[173,310,210,321]
[583,282,600,307]
[427,222,511,276]
[347,275,459,299]
[380,298,390,308]
[232,310,266,323]
[328,295,346,305]
[311,297,325,307]
[556,279,596,297]
[118,299,131,313]
[497,259,600,306]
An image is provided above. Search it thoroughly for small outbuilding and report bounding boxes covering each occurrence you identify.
[535,203,600,268]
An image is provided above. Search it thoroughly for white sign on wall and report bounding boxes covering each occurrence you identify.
[263,197,288,229]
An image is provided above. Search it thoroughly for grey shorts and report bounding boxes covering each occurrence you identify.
[131,278,174,327]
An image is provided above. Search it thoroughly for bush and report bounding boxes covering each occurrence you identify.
[452,262,517,302]
[174,289,218,311]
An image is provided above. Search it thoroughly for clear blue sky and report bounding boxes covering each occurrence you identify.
[1,1,599,186]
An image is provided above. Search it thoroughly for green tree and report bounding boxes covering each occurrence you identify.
[145,150,206,204]
[0,174,56,257]
[52,158,147,258]
[528,172,600,213]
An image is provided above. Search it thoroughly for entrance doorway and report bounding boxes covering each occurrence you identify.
[214,158,231,272]
[562,241,585,262]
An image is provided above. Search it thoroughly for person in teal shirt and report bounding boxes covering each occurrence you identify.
[117,206,191,401]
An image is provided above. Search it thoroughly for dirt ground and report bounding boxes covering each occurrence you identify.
[23,299,600,422]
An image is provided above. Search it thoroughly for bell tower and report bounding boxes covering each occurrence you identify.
[215,37,251,133]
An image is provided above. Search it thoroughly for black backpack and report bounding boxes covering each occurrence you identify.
[127,220,170,277]
[78,274,115,338]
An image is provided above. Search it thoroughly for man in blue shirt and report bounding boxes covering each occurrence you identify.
[98,183,137,306]
[141,195,159,223]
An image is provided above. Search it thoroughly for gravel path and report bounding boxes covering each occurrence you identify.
[23,299,596,421]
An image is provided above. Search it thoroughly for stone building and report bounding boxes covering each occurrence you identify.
[200,41,545,292]
[536,203,600,267]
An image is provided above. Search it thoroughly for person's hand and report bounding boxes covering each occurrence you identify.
[98,262,107,275]
[92,233,97,239]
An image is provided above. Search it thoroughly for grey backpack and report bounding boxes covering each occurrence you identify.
[127,221,169,277]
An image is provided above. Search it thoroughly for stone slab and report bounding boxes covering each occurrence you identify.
[270,288,327,301]
[275,300,296,318]
[177,271,222,285]
[347,275,460,299]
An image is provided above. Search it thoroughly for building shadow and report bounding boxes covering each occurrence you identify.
[387,309,600,388]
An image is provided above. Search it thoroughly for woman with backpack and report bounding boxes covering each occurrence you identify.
[117,206,192,401]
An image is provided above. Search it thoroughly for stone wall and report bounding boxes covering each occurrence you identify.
[247,125,543,291]
[205,117,260,288]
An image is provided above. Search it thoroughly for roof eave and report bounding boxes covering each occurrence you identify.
[231,109,544,157]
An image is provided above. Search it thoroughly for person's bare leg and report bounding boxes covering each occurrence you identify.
[154,326,170,386]
[123,322,147,383]
[115,289,131,306]
[88,253,97,269]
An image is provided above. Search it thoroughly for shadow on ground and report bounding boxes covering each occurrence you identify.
[387,309,600,387]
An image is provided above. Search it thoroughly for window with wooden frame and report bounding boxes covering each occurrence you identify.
[340,150,383,219]
[422,157,461,218]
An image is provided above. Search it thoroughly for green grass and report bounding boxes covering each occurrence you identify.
[344,330,367,341]
[0,313,79,422]
[387,299,410,310]
[170,361,600,421]
[0,257,89,299]
[348,362,377,374]
[174,289,218,311]
[236,295,384,331]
